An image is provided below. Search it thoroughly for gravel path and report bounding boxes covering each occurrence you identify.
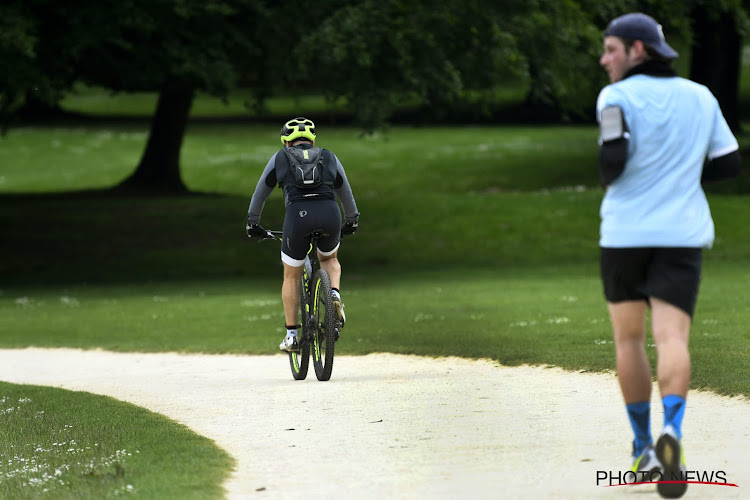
[0,348,747,498]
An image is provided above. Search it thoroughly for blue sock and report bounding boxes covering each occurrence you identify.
[626,401,652,457]
[662,395,686,438]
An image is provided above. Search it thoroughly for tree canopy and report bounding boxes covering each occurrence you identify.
[1,0,747,191]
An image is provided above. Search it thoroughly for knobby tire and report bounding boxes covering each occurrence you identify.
[288,270,310,380]
[311,269,336,381]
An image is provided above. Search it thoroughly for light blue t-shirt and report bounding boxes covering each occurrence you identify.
[596,75,738,248]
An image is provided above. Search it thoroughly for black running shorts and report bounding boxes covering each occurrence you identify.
[600,247,703,317]
[281,199,342,266]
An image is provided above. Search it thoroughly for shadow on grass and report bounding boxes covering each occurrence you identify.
[0,188,274,287]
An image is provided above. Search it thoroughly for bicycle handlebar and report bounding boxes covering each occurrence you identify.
[258,229,340,242]
[260,230,283,241]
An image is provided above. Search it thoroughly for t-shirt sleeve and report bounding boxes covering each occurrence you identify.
[707,96,739,160]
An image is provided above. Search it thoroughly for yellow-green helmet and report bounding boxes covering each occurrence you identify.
[280,117,316,144]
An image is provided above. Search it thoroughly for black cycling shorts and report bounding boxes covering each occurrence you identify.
[600,247,703,317]
[281,199,341,267]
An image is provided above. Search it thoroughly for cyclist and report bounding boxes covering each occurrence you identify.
[246,117,359,352]
[597,12,740,498]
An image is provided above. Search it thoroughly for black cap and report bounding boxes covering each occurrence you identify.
[605,13,678,59]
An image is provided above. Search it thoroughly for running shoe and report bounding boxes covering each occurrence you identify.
[333,296,345,328]
[655,425,687,498]
[631,443,662,481]
[279,334,299,352]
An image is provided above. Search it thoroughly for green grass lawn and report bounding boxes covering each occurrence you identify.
[59,86,351,119]
[0,123,602,194]
[58,82,529,121]
[1,120,749,498]
[1,122,748,387]
[0,383,233,499]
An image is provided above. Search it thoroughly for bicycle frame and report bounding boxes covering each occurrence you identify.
[263,229,339,380]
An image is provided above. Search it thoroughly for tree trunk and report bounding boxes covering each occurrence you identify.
[689,7,742,133]
[119,78,194,192]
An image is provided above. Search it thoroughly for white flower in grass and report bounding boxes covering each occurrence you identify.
[118,132,147,141]
[537,185,587,194]
[15,297,31,306]
[60,296,80,306]
[242,299,278,307]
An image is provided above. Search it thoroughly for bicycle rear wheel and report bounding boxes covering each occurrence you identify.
[311,269,337,381]
[288,271,310,380]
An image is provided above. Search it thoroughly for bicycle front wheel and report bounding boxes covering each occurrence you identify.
[311,269,337,381]
[288,271,310,380]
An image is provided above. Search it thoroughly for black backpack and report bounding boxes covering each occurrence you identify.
[283,147,324,188]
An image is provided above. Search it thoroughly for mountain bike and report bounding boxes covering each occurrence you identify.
[262,230,341,381]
